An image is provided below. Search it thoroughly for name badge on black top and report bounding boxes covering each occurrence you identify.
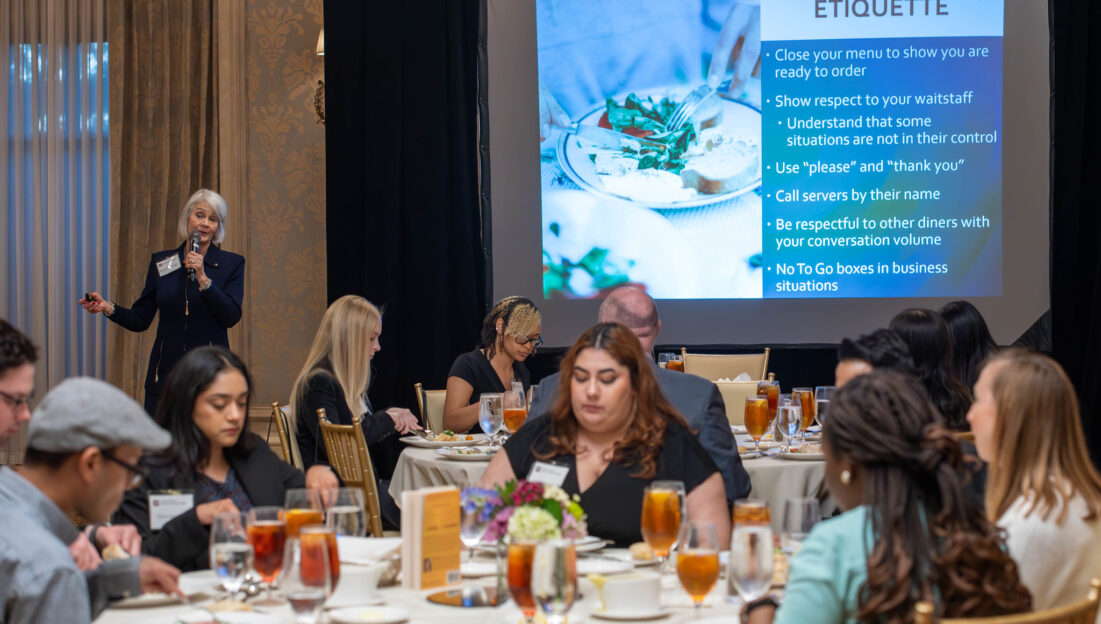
[148,490,194,530]
[527,461,569,487]
[156,255,182,277]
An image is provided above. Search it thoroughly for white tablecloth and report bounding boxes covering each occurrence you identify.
[390,443,830,532]
[94,563,745,623]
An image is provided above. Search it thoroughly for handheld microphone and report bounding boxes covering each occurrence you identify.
[188,230,201,281]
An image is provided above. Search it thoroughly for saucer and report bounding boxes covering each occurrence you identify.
[590,608,671,621]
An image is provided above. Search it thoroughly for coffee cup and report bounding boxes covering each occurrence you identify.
[597,572,661,614]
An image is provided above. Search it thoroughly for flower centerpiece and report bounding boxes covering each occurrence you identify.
[464,480,588,542]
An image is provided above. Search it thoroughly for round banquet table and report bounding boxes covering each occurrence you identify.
[93,557,747,623]
[390,444,831,532]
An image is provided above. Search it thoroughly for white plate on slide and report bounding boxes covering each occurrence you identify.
[557,89,761,209]
[111,570,219,608]
[399,434,489,448]
[542,190,702,299]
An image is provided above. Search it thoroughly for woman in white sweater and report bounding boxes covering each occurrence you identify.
[967,349,1101,617]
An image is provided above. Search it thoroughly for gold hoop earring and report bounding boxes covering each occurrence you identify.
[840,469,852,485]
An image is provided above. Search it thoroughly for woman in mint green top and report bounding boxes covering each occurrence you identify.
[747,371,1031,624]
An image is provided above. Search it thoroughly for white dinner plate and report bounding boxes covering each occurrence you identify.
[775,449,826,461]
[578,558,634,576]
[590,607,672,621]
[541,190,703,299]
[557,89,761,209]
[477,535,607,554]
[435,445,498,461]
[730,425,748,435]
[328,606,410,624]
[399,434,488,449]
[151,611,269,624]
[110,570,219,608]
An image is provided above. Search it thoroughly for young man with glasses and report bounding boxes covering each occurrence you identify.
[0,377,183,622]
[0,319,36,442]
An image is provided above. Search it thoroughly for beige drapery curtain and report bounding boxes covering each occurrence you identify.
[0,0,110,464]
[106,0,249,403]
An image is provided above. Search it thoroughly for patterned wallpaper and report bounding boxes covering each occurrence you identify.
[246,0,326,411]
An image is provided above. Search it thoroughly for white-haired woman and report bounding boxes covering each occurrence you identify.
[79,189,245,414]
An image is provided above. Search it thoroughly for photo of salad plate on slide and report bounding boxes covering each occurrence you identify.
[557,88,762,209]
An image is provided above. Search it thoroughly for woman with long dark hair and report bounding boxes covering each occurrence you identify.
[940,300,999,388]
[889,308,972,429]
[479,322,730,547]
[745,371,1030,623]
[115,346,307,571]
[444,296,543,433]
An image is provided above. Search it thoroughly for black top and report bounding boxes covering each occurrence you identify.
[504,416,718,547]
[447,348,531,433]
[294,367,397,470]
[108,242,245,414]
[113,433,305,571]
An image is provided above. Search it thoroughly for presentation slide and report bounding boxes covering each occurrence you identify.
[537,0,1003,300]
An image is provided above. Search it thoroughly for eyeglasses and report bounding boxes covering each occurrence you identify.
[0,389,34,411]
[101,451,148,489]
[516,335,545,349]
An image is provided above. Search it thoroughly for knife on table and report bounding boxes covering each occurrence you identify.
[561,124,669,152]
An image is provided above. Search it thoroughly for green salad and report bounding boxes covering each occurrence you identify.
[596,93,698,174]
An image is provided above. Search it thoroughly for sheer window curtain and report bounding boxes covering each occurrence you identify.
[1,1,109,464]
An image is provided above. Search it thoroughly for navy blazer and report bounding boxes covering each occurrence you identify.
[114,434,305,571]
[109,242,244,411]
[529,361,751,503]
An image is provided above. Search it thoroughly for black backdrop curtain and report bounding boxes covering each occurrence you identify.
[1050,0,1101,461]
[324,1,485,414]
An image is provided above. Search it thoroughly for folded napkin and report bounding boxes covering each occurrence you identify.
[716,373,752,383]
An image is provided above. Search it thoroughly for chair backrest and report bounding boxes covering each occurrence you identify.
[317,408,385,537]
[681,348,770,382]
[415,382,446,433]
[271,402,304,470]
[714,381,762,426]
[914,579,1101,624]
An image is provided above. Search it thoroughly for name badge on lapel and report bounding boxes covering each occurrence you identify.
[527,461,569,487]
[148,490,194,530]
[156,255,182,277]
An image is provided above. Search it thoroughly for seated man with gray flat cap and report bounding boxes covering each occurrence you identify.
[530,287,751,503]
[0,378,183,623]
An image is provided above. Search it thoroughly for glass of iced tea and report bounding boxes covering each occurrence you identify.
[507,540,538,623]
[756,380,780,421]
[676,522,721,612]
[284,489,323,539]
[246,506,287,605]
[791,388,815,439]
[658,352,685,372]
[744,396,770,450]
[733,499,771,527]
[282,535,331,623]
[299,525,340,594]
[502,387,528,434]
[641,481,684,568]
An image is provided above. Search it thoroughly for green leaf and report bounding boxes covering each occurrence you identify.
[539,499,564,523]
[578,248,610,276]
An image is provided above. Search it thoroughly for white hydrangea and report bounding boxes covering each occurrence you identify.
[507,506,562,541]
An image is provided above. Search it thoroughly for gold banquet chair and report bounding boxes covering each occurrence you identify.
[271,402,304,470]
[414,383,446,433]
[714,381,762,427]
[681,347,771,382]
[316,408,386,537]
[914,579,1101,624]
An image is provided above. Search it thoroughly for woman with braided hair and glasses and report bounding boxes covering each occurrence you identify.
[744,370,1030,624]
[444,296,543,433]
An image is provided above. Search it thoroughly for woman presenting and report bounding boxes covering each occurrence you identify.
[79,189,244,415]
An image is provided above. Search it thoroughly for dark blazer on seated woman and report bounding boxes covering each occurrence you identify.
[114,433,304,572]
[294,364,399,471]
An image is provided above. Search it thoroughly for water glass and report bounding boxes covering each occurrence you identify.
[676,522,721,612]
[778,405,801,450]
[781,498,820,554]
[209,511,253,595]
[283,537,332,624]
[530,540,578,624]
[479,393,504,442]
[814,386,835,426]
[460,503,491,562]
[324,488,367,537]
[727,524,774,603]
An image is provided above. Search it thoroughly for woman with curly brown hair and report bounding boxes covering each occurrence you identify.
[745,370,1030,624]
[479,322,730,547]
[968,349,1101,617]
